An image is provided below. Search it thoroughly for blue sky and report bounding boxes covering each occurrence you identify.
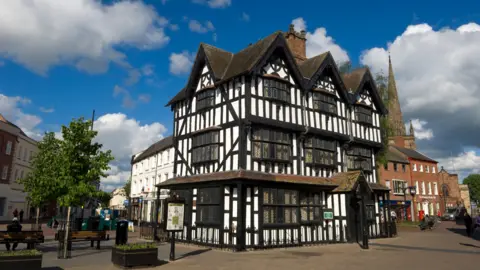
[1,0,479,189]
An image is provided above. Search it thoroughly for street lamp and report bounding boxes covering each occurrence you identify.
[403,185,416,221]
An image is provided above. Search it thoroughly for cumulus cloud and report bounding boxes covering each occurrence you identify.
[291,18,349,64]
[188,20,215,33]
[360,22,480,180]
[192,0,231,8]
[0,0,170,75]
[0,94,43,140]
[169,51,195,75]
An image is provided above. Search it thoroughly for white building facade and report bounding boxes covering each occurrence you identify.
[130,136,174,223]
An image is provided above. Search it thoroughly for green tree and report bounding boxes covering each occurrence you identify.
[20,132,64,229]
[463,174,480,203]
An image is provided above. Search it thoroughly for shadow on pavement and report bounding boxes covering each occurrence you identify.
[176,248,211,260]
[370,243,480,255]
[460,243,480,249]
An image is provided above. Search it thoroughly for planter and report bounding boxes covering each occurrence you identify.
[0,251,42,270]
[111,245,158,268]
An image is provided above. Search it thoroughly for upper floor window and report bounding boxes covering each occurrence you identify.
[252,128,290,162]
[263,79,289,103]
[313,92,336,115]
[196,89,215,111]
[304,138,336,166]
[6,141,12,156]
[346,147,372,171]
[354,106,373,125]
[192,131,219,164]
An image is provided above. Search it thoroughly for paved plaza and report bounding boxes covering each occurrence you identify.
[1,221,478,270]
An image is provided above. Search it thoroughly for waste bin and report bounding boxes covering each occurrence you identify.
[116,220,129,245]
[88,216,101,231]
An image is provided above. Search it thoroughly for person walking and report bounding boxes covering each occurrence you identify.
[5,218,23,251]
[19,209,24,223]
[464,212,473,237]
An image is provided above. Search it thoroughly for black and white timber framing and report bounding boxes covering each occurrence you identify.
[159,30,393,251]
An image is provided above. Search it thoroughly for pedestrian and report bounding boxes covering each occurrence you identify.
[19,209,24,223]
[5,218,22,251]
[391,210,397,223]
[13,208,18,218]
[464,212,473,237]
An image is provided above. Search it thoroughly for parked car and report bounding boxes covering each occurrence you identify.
[441,208,457,221]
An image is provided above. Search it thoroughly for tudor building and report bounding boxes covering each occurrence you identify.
[158,25,392,250]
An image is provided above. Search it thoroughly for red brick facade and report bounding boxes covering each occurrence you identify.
[0,129,16,184]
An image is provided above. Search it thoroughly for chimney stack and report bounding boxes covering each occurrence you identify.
[285,24,307,64]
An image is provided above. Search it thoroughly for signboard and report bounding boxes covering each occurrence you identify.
[166,202,185,231]
[323,211,334,220]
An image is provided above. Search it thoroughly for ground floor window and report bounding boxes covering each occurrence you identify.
[196,187,221,225]
[263,188,298,224]
[299,192,322,223]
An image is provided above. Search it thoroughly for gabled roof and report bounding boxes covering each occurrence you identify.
[392,146,438,163]
[342,68,388,115]
[132,136,173,164]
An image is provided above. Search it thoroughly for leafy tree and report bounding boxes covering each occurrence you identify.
[20,132,64,228]
[463,174,480,203]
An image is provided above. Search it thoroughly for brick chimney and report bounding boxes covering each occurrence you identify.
[285,24,307,64]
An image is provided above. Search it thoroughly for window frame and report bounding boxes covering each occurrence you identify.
[312,92,337,115]
[304,137,336,167]
[195,187,221,226]
[191,131,220,164]
[354,106,373,125]
[263,188,298,226]
[196,89,216,111]
[263,78,290,104]
[252,128,291,163]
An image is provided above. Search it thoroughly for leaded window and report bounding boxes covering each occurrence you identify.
[304,138,336,166]
[263,79,289,103]
[263,188,298,224]
[252,129,291,162]
[355,106,373,124]
[313,92,337,114]
[346,147,372,171]
[196,187,221,224]
[300,192,323,223]
[192,131,219,164]
[196,89,215,111]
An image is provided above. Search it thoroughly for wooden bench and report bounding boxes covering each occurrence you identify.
[0,231,45,249]
[55,230,110,250]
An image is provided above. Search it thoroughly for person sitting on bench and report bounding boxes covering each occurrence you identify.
[5,218,22,251]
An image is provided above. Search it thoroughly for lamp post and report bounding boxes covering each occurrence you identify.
[403,185,416,221]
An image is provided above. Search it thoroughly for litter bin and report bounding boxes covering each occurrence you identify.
[116,220,129,245]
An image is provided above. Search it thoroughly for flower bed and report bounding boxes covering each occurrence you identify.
[0,250,42,270]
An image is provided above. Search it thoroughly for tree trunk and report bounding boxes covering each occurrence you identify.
[63,206,71,259]
[35,207,40,230]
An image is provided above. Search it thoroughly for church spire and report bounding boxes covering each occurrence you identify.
[387,54,406,136]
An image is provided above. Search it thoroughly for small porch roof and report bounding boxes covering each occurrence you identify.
[156,170,389,192]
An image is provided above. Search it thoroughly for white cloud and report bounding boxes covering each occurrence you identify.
[39,107,54,113]
[0,0,170,75]
[0,94,42,140]
[169,51,194,75]
[405,119,434,140]
[188,20,215,33]
[241,12,250,22]
[192,0,231,8]
[291,18,349,64]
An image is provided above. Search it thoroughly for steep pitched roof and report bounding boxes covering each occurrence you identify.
[392,146,437,163]
[132,136,174,164]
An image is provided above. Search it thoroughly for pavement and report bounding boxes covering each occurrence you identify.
[1,221,479,270]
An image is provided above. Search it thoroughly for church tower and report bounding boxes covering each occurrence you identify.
[386,55,416,149]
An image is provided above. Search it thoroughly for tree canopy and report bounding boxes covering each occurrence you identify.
[20,117,114,208]
[463,174,480,203]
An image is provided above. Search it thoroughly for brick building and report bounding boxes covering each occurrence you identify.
[378,57,442,221]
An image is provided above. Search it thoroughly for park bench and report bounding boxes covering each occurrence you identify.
[55,230,110,250]
[0,230,45,249]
